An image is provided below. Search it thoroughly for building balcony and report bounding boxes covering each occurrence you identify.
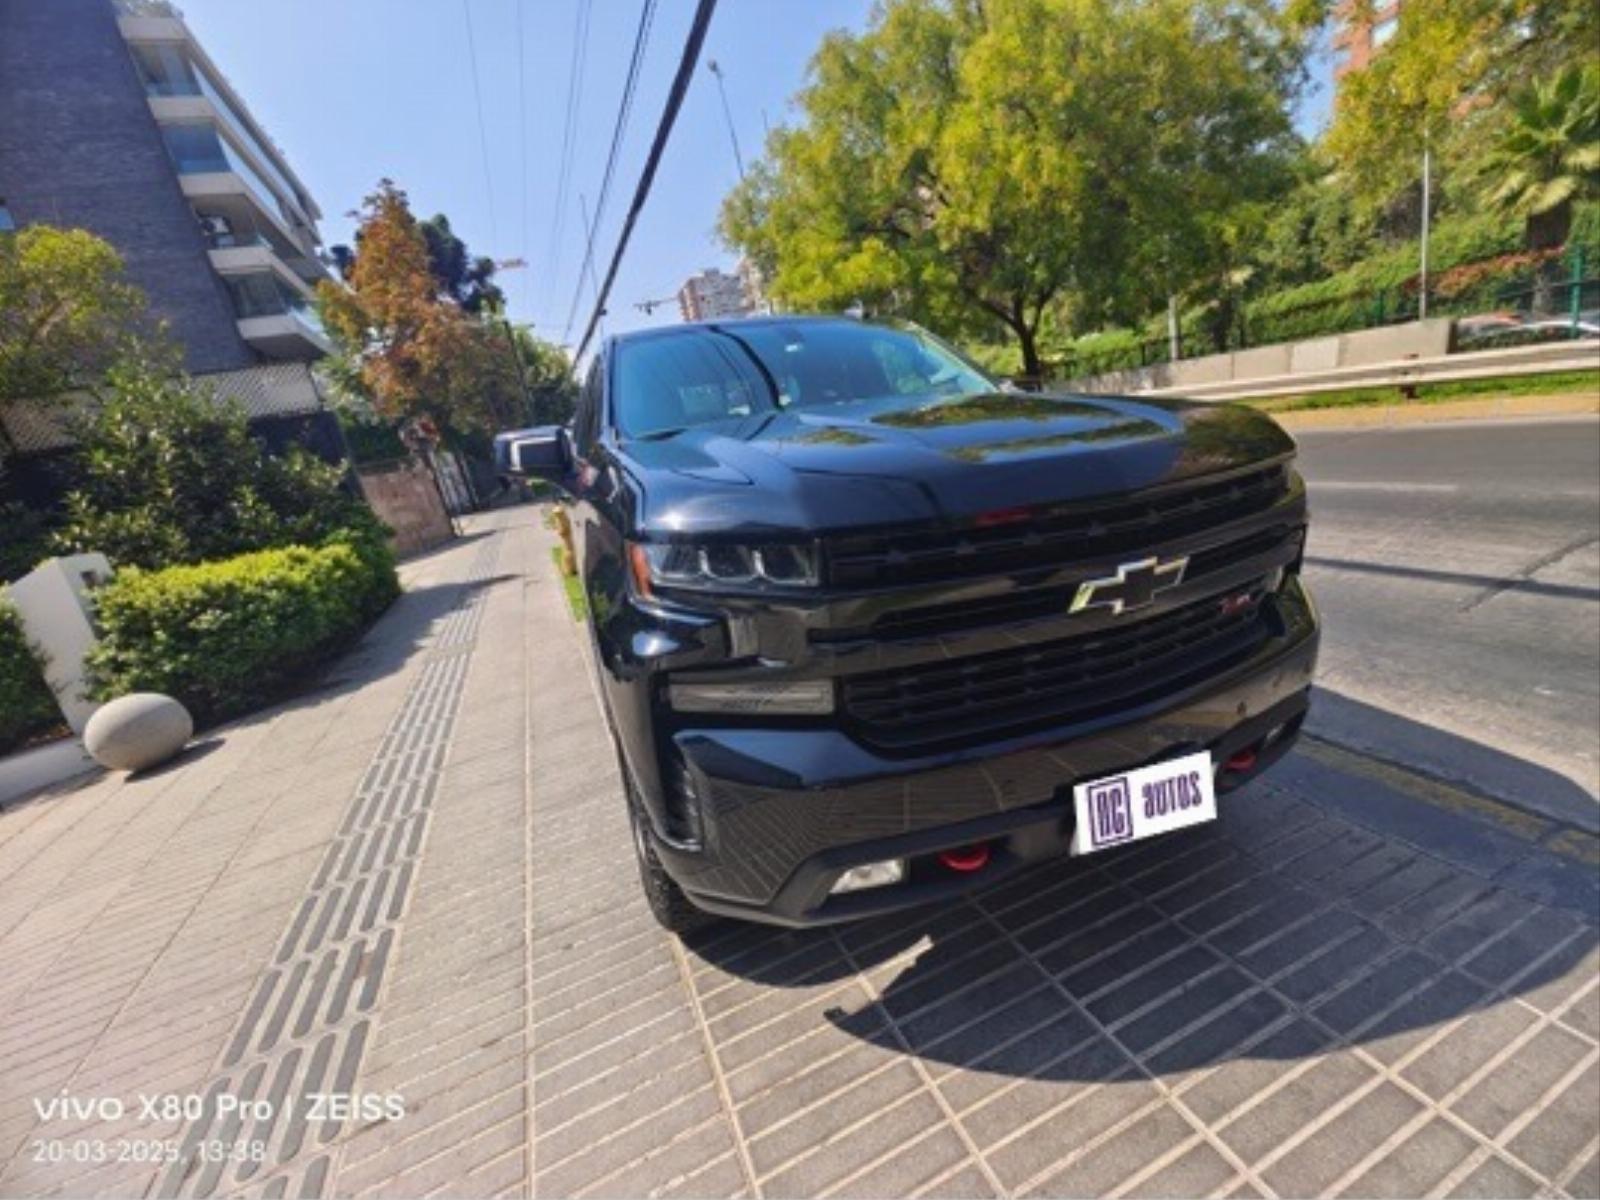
[235,310,331,360]
[223,270,330,360]
[114,10,186,44]
[205,241,329,297]
[178,174,328,284]
[153,96,316,231]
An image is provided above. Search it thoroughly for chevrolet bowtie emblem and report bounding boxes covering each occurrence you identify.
[1070,555,1189,616]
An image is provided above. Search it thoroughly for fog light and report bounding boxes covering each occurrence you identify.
[830,859,905,894]
[668,680,834,715]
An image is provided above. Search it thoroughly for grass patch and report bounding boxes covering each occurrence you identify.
[1246,369,1600,413]
[551,546,588,622]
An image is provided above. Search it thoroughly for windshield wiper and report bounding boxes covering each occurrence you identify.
[632,426,689,442]
[704,325,784,409]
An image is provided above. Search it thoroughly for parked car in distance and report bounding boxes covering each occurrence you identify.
[1456,311,1600,349]
[497,316,1319,930]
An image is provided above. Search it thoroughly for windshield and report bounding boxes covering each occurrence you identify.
[613,319,992,438]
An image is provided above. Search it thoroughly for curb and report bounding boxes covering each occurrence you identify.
[1298,735,1600,871]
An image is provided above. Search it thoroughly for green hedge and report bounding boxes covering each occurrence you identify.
[1,599,61,755]
[87,527,398,725]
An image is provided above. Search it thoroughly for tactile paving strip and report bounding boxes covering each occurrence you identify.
[153,534,502,1199]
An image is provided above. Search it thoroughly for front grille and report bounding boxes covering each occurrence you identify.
[814,522,1299,643]
[840,587,1273,750]
[826,463,1289,589]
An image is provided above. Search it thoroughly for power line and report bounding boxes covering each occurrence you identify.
[461,0,498,248]
[573,0,720,362]
[560,0,658,343]
[543,0,594,304]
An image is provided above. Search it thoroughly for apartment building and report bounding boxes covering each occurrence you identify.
[1333,0,1401,80]
[677,263,770,322]
[0,0,332,371]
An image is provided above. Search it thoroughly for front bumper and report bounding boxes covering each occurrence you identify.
[649,577,1320,926]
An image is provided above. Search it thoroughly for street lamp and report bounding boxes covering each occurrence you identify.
[707,59,745,183]
[492,258,534,424]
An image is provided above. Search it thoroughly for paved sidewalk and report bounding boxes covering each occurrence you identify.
[0,507,1595,1199]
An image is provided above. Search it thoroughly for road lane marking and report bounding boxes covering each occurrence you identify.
[1308,482,1460,492]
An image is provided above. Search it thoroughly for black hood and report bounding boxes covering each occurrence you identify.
[620,390,1294,539]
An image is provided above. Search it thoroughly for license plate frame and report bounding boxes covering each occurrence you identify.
[1069,749,1217,856]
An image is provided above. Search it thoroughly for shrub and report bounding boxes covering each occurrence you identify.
[1241,211,1528,343]
[87,532,398,724]
[0,598,60,754]
[54,359,377,571]
[337,410,408,465]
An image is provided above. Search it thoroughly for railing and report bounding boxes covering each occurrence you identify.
[201,228,266,250]
[285,301,326,339]
[142,79,201,97]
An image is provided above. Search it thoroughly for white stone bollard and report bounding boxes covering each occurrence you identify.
[5,554,115,734]
[83,693,193,772]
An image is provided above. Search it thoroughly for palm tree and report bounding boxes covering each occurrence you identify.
[1480,65,1600,251]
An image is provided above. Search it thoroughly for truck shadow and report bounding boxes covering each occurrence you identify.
[683,711,1599,1084]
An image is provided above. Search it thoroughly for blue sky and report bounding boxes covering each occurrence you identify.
[177,0,1333,349]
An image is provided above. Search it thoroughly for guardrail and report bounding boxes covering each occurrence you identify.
[1080,338,1600,402]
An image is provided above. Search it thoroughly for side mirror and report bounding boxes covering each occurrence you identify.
[493,425,569,484]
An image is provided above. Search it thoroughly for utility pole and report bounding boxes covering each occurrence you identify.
[707,59,745,183]
[500,318,531,424]
[1418,133,1432,320]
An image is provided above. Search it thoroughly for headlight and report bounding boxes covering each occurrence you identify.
[630,540,821,593]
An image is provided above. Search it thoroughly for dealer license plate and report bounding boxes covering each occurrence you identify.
[1069,750,1217,856]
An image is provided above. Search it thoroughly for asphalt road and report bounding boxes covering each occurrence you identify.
[1295,416,1600,827]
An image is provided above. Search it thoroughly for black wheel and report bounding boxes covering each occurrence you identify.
[626,780,718,936]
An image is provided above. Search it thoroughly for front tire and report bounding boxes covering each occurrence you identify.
[626,779,717,936]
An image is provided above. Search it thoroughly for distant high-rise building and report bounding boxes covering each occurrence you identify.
[0,0,333,370]
[736,257,769,315]
[1333,0,1401,82]
[677,266,754,322]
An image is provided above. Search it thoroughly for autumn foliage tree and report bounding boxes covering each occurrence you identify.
[319,182,494,431]
[319,182,575,437]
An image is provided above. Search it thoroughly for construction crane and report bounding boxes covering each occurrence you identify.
[635,294,679,317]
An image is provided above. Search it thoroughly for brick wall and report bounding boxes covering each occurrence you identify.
[0,0,257,374]
[357,462,456,558]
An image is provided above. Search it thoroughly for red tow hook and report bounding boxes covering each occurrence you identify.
[938,843,992,873]
[1225,747,1259,773]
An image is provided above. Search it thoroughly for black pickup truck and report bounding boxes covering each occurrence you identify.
[497,316,1318,931]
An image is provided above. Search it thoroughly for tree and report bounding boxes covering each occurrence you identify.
[321,181,576,438]
[509,325,579,426]
[1479,65,1600,250]
[1324,0,1600,211]
[419,214,504,314]
[328,213,505,314]
[720,0,1308,376]
[52,356,365,570]
[0,226,150,403]
[317,182,488,431]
